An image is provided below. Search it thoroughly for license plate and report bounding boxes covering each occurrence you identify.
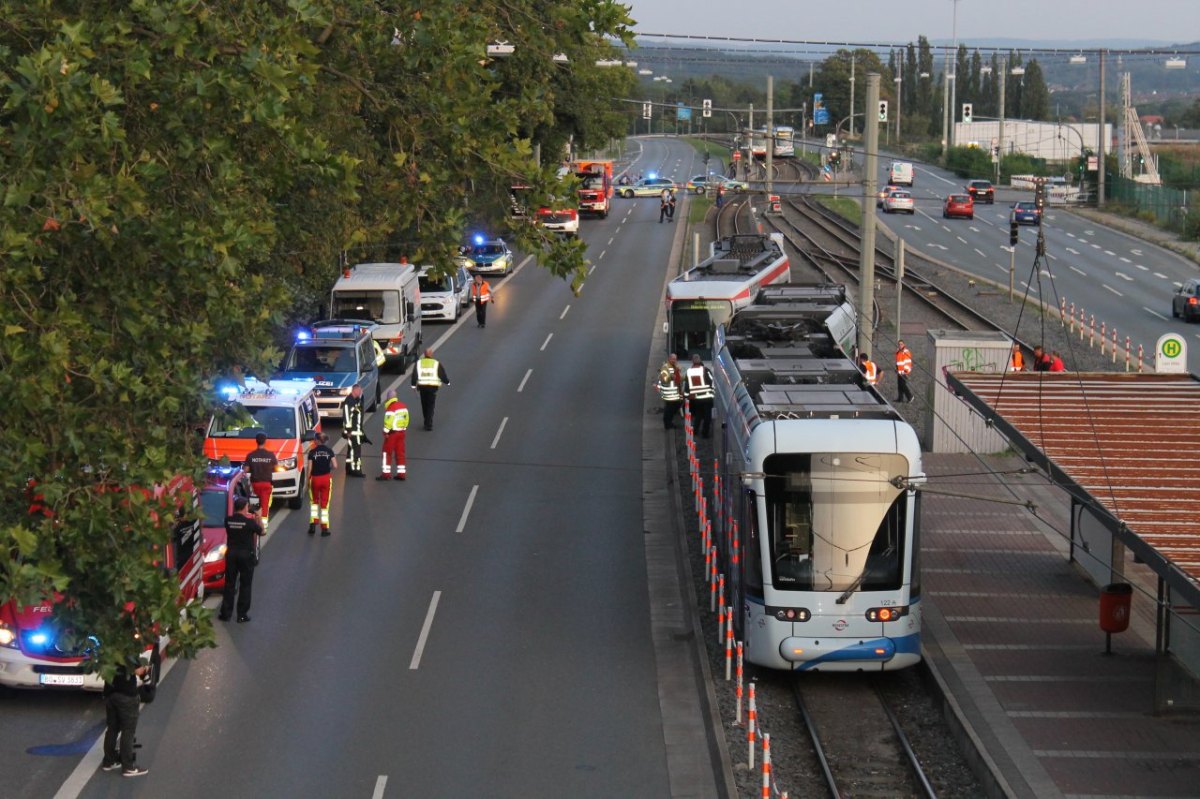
[40,673,85,687]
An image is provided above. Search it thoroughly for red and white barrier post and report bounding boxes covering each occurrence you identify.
[1100,321,1106,354]
[735,642,744,724]
[1111,329,1118,363]
[1139,344,1145,373]
[747,682,757,768]
[762,733,772,799]
[1125,337,1131,371]
[1090,314,1095,347]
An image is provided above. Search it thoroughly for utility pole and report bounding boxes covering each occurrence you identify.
[747,103,754,182]
[849,54,856,139]
[1098,49,1106,207]
[941,47,951,163]
[895,58,903,144]
[766,76,774,198]
[997,59,1006,185]
[809,61,814,88]
[858,73,881,359]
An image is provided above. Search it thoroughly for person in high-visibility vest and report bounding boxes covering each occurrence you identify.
[683,354,715,438]
[1009,344,1025,372]
[469,273,493,328]
[894,340,914,404]
[378,392,410,480]
[857,352,879,388]
[411,348,450,431]
[656,353,683,430]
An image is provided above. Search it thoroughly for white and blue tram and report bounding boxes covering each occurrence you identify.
[710,285,924,671]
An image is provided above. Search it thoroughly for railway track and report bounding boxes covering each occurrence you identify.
[794,677,938,799]
[773,195,1020,336]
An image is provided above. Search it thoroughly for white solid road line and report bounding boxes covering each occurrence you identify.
[455,485,478,534]
[1154,272,1170,280]
[409,591,441,670]
[540,333,553,351]
[1069,266,1087,276]
[517,369,532,393]
[559,305,570,320]
[490,417,508,449]
[373,776,388,799]
[1103,284,1123,296]
[1145,307,1169,321]
[974,248,986,258]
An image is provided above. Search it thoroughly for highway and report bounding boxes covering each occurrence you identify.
[872,156,1200,372]
[1,137,714,799]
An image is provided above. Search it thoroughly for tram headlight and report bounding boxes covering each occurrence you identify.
[865,606,909,623]
[772,607,811,622]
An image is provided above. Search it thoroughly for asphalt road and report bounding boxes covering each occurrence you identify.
[3,136,712,799]
[875,157,1200,372]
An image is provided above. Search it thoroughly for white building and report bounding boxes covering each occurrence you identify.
[954,120,1114,162]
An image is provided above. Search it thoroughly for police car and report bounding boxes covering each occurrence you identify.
[459,236,513,277]
[205,378,321,509]
[277,322,384,419]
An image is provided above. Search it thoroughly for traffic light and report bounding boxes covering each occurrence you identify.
[878,101,888,122]
[1034,180,1047,211]
[642,101,652,120]
[1009,219,1019,247]
[702,98,712,118]
[962,103,973,123]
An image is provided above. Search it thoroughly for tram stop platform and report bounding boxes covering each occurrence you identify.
[921,453,1200,799]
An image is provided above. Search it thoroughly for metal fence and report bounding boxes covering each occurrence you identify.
[1108,176,1192,233]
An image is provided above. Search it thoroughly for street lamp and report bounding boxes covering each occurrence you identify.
[941,0,961,161]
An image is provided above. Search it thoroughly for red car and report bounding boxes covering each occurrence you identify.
[943,194,975,220]
[200,467,258,592]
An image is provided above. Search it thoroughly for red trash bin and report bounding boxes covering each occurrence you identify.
[1099,582,1132,634]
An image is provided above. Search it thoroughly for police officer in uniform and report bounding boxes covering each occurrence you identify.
[218,496,264,623]
[684,354,715,438]
[306,432,337,536]
[656,353,683,429]
[243,432,277,531]
[378,391,410,480]
[343,385,366,477]
[411,348,450,431]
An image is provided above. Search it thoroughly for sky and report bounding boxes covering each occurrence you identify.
[622,0,1198,46]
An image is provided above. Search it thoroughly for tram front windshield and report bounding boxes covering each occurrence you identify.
[762,453,908,593]
[669,302,734,361]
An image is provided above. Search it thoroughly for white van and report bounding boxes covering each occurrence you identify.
[330,263,422,369]
[888,161,914,187]
[417,264,470,322]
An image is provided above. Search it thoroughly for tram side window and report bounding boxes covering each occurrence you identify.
[765,467,815,590]
[859,491,906,592]
[742,488,764,594]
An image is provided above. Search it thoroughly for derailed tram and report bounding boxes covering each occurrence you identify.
[710,285,925,671]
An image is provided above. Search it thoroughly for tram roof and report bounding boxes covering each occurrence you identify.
[946,371,1200,610]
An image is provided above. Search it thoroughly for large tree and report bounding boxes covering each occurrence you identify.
[0,0,632,677]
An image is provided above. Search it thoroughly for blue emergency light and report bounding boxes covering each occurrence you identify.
[647,172,657,180]
[208,465,241,478]
[473,234,485,246]
[217,383,239,401]
[296,329,312,341]
[29,631,49,647]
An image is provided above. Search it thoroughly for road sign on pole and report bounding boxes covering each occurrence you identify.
[702,99,712,118]
[642,101,652,120]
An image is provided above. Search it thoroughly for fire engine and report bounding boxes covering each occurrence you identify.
[572,160,613,218]
[0,476,204,690]
[204,377,321,510]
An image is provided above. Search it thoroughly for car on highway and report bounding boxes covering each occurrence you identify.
[536,206,579,238]
[1172,279,1200,322]
[417,264,470,322]
[882,189,915,214]
[966,180,995,204]
[460,237,514,276]
[1010,201,1041,226]
[199,467,258,592]
[943,194,975,219]
[619,177,676,198]
[877,185,901,208]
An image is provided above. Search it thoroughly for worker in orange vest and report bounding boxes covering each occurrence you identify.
[894,340,914,403]
[469,273,492,328]
[1009,344,1025,372]
[857,352,878,388]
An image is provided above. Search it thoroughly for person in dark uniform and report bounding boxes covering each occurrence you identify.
[242,433,277,531]
[659,189,671,223]
[100,656,150,777]
[306,432,337,536]
[218,496,264,623]
[667,189,676,221]
[343,385,366,477]
[684,354,715,439]
[656,353,683,430]
[411,348,450,431]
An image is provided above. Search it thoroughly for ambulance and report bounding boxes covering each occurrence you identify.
[330,262,422,370]
[204,378,321,510]
[0,477,204,690]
